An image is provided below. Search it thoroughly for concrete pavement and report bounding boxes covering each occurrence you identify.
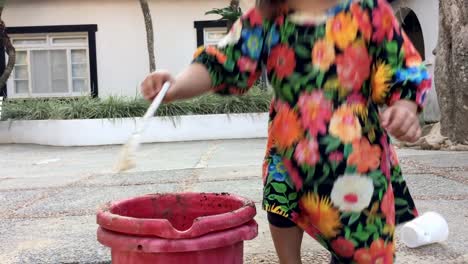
[0,139,467,264]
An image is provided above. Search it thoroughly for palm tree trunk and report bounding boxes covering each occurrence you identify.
[139,0,156,73]
[0,1,16,91]
[230,0,240,12]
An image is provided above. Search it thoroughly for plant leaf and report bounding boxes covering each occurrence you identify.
[316,72,325,87]
[271,182,287,193]
[325,139,341,153]
[305,166,316,185]
[345,165,357,174]
[353,231,371,242]
[395,198,409,206]
[284,148,294,159]
[268,194,288,204]
[385,41,398,54]
[345,226,352,239]
[366,224,378,233]
[344,144,353,158]
[295,45,310,59]
[348,213,361,226]
[288,192,298,200]
[281,84,294,102]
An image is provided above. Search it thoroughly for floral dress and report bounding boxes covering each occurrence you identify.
[193,0,431,263]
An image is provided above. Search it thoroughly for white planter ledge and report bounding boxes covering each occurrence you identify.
[0,113,268,146]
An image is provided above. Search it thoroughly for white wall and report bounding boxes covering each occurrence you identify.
[149,0,229,78]
[4,0,230,97]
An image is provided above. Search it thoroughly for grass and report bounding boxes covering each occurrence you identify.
[1,88,272,121]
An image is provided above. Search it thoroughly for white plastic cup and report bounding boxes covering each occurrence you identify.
[400,212,449,248]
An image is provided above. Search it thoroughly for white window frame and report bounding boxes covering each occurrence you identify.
[203,27,227,46]
[7,32,91,99]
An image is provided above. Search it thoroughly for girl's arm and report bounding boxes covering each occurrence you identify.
[364,0,431,142]
[141,63,212,102]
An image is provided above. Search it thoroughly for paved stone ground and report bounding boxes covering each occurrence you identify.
[0,139,467,264]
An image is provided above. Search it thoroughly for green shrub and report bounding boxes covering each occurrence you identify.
[1,88,272,121]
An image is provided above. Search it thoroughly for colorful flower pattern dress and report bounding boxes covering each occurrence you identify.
[193,0,431,262]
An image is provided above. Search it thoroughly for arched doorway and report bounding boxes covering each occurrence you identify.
[396,8,426,60]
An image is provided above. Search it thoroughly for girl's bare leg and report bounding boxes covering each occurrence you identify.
[269,224,304,264]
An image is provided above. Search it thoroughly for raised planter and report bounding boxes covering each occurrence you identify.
[0,113,268,146]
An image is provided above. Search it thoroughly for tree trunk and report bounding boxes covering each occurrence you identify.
[434,0,468,144]
[230,0,239,7]
[0,2,16,92]
[139,0,156,73]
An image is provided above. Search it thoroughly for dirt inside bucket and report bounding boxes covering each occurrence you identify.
[109,193,246,232]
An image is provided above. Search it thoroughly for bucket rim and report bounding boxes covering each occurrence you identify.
[96,192,257,239]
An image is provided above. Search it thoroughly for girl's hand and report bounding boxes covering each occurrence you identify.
[141,70,175,101]
[380,100,422,143]
[140,64,212,103]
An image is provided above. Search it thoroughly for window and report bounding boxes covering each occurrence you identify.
[7,33,91,98]
[203,28,227,46]
[194,20,228,47]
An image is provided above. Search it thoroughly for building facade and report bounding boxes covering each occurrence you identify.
[3,0,242,98]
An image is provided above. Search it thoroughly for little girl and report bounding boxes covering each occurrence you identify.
[141,0,431,263]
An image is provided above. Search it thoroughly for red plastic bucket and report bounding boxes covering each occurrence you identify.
[96,193,258,264]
